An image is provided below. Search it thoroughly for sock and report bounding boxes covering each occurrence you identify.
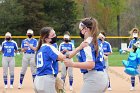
[131,76,135,87]
[20,74,25,84]
[69,80,73,86]
[32,74,36,82]
[3,75,7,85]
[69,76,73,86]
[10,75,14,85]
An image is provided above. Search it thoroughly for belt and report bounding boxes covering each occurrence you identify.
[24,52,35,54]
[83,69,104,74]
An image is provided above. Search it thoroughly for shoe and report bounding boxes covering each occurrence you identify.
[4,85,8,89]
[10,85,13,88]
[108,87,112,91]
[70,86,73,91]
[130,87,135,91]
[18,83,22,89]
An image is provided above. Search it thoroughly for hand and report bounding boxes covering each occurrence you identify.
[64,59,74,67]
[79,42,89,49]
[25,41,30,46]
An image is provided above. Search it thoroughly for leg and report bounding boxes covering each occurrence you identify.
[61,63,67,83]
[9,57,15,88]
[2,57,8,88]
[19,54,29,88]
[30,54,36,81]
[130,76,135,90]
[68,67,73,90]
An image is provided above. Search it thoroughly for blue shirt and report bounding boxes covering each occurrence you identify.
[36,44,60,76]
[128,39,140,49]
[102,41,112,54]
[2,40,18,57]
[59,42,75,54]
[21,38,38,53]
[77,41,105,73]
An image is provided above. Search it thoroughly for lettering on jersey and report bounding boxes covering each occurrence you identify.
[36,52,43,68]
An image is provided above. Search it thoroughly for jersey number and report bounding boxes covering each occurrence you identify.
[36,52,43,68]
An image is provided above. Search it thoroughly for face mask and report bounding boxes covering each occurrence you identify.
[133,33,138,38]
[79,31,84,39]
[6,38,11,41]
[50,36,57,44]
[28,35,32,38]
[64,39,70,43]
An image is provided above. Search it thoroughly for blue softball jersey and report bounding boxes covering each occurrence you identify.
[128,39,140,48]
[21,38,38,53]
[77,40,105,73]
[36,44,60,76]
[2,40,18,57]
[102,41,112,54]
[59,42,74,54]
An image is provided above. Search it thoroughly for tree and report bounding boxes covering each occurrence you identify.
[18,0,47,35]
[44,0,78,35]
[0,0,24,35]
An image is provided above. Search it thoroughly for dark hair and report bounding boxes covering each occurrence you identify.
[36,27,53,51]
[100,31,106,37]
[81,17,99,56]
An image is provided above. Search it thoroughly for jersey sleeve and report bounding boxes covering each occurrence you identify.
[1,42,4,52]
[83,46,95,62]
[21,40,24,48]
[59,43,62,51]
[107,43,112,53]
[47,46,61,62]
[128,40,133,48]
[14,42,18,51]
[33,39,38,47]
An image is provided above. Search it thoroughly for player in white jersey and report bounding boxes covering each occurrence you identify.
[1,32,18,88]
[59,32,75,91]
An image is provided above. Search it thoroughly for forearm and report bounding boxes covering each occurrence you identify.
[28,45,37,51]
[69,46,81,58]
[72,61,94,70]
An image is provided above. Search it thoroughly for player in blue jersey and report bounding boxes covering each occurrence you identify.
[59,32,75,91]
[64,17,108,93]
[34,27,86,93]
[18,29,38,89]
[1,32,18,89]
[127,27,140,91]
[98,31,113,91]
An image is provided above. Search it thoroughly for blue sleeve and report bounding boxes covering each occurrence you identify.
[128,40,132,48]
[21,40,24,48]
[14,42,18,51]
[107,43,112,52]
[33,39,37,47]
[47,47,58,62]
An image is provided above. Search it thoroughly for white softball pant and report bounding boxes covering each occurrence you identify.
[34,75,56,93]
[81,70,108,93]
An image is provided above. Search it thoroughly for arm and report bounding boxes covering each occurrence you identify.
[26,41,37,51]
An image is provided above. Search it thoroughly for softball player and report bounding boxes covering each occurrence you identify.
[34,27,66,93]
[59,33,75,91]
[18,29,38,89]
[64,18,108,93]
[1,32,18,89]
[127,27,140,91]
[98,31,112,91]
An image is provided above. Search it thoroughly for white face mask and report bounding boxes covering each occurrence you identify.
[133,33,138,38]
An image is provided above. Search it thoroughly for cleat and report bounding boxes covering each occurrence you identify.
[4,85,8,89]
[107,87,112,91]
[130,87,135,91]
[18,84,22,89]
[70,86,73,91]
[10,85,13,88]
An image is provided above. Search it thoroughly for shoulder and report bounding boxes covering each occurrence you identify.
[11,40,17,44]
[2,40,6,44]
[59,42,65,46]
[32,38,38,41]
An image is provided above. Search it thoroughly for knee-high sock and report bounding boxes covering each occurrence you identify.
[10,75,14,85]
[3,75,7,85]
[131,76,135,87]
[20,74,25,84]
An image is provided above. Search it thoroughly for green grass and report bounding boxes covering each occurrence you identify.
[0,51,129,67]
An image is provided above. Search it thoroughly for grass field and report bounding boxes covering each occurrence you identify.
[0,50,129,67]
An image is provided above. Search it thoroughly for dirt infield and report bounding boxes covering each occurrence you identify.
[0,67,140,93]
